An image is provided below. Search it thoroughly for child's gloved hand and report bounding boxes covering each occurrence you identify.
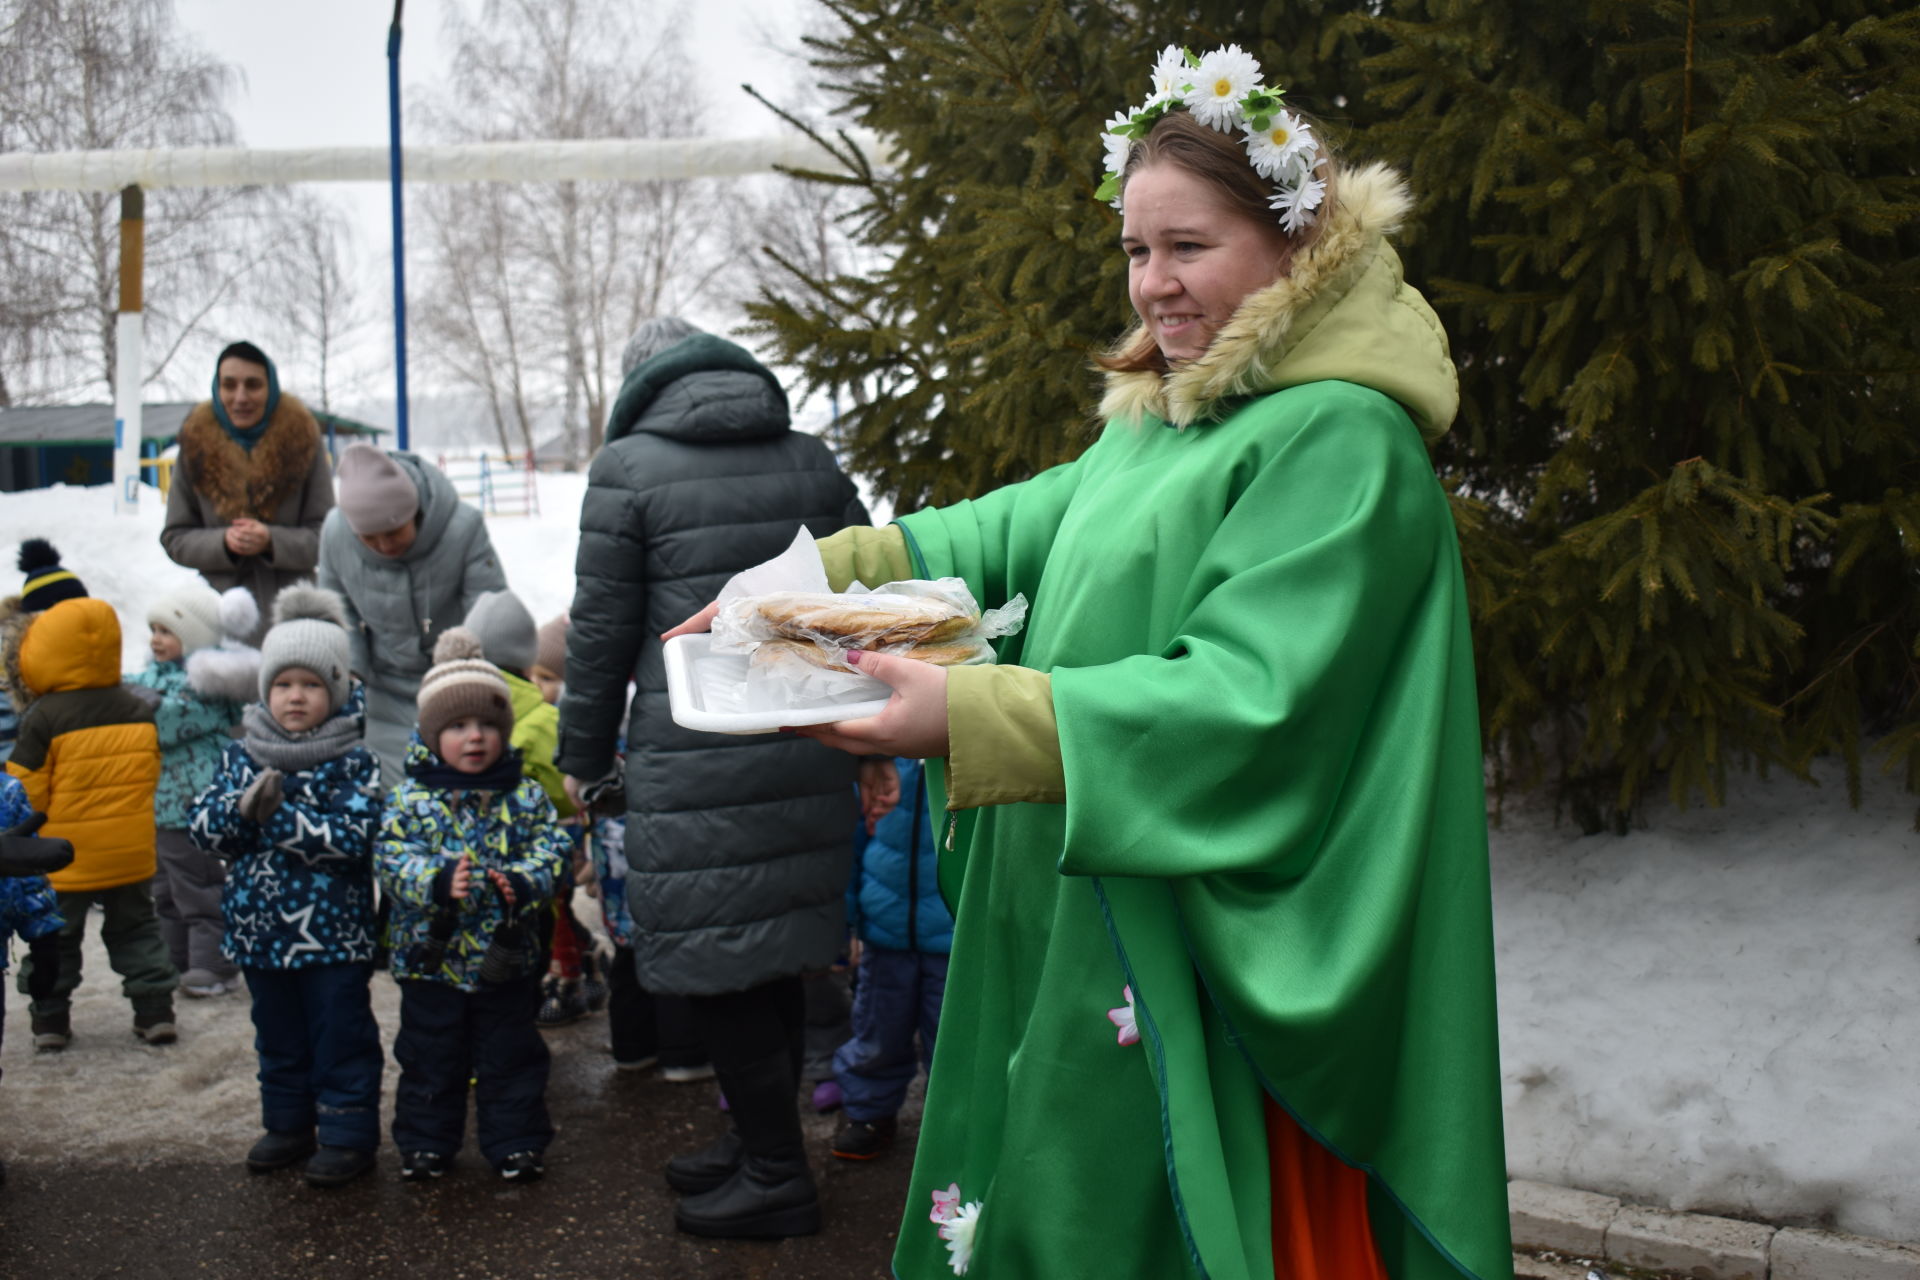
[238,768,285,824]
[25,933,60,1002]
[1,810,46,839]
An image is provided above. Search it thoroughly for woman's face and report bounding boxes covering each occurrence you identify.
[1121,162,1292,364]
[217,357,270,429]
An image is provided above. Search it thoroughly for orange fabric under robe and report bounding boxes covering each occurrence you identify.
[1266,1097,1390,1280]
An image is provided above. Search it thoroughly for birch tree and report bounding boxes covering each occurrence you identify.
[0,0,263,404]
[413,0,725,464]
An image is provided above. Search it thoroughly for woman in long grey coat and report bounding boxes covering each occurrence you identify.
[316,446,506,786]
[556,318,865,1241]
[160,341,333,641]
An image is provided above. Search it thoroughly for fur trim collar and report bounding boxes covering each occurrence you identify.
[1099,163,1437,432]
[177,394,321,521]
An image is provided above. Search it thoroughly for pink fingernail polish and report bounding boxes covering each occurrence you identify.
[846,649,863,665]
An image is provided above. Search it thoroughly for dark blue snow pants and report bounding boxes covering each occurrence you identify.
[245,962,383,1151]
[392,975,552,1165]
[832,946,948,1123]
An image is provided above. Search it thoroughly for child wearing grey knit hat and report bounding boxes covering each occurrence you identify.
[258,584,354,713]
[184,579,385,1189]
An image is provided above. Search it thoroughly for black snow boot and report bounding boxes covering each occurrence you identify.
[304,1145,376,1188]
[673,1047,818,1238]
[664,1127,744,1195]
[246,1130,316,1174]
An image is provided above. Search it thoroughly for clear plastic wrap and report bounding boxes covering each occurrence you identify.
[713,577,1027,704]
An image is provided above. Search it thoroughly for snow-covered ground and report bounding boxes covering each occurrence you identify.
[1,476,1915,1243]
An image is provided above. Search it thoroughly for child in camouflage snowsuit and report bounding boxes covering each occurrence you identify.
[377,627,566,1183]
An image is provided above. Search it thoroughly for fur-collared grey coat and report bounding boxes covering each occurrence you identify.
[160,396,334,642]
[316,452,506,787]
[556,333,865,997]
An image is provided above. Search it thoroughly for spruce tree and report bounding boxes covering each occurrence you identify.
[751,0,1920,823]
[743,1,1381,508]
[1353,0,1920,823]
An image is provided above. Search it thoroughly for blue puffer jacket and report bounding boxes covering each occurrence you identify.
[127,659,243,829]
[377,736,566,992]
[847,759,951,954]
[0,775,62,969]
[186,691,383,969]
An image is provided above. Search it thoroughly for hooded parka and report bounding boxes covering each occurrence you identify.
[2,597,161,893]
[555,333,865,997]
[316,453,507,788]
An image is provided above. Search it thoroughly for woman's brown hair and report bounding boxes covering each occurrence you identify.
[1096,110,1335,376]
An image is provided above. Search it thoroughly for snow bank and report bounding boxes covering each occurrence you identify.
[1495,762,1920,1243]
[2,475,1915,1244]
[0,475,587,671]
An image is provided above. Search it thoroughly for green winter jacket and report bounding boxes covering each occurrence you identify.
[821,164,1511,1280]
[504,670,573,819]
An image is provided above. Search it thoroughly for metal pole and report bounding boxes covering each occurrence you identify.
[387,1,410,452]
[112,183,144,514]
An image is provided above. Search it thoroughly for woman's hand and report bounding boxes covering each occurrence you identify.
[858,756,902,833]
[225,517,271,557]
[790,650,950,759]
[661,600,720,641]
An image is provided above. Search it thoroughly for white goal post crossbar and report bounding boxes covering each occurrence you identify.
[0,131,890,192]
[3,131,889,512]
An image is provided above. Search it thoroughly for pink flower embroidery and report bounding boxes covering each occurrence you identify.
[1107,985,1141,1046]
[930,1182,961,1224]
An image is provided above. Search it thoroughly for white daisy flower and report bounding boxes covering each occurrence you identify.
[1148,45,1190,102]
[1242,110,1315,182]
[1184,44,1263,132]
[1270,167,1328,234]
[939,1200,985,1274]
[1101,110,1134,180]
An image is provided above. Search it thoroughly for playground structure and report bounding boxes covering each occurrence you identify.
[436,451,541,518]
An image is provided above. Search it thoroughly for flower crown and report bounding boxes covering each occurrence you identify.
[1097,44,1326,234]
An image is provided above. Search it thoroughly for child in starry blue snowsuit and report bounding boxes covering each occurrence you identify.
[187,585,384,1188]
[0,772,64,1183]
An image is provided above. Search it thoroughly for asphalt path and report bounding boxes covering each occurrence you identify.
[0,1015,919,1279]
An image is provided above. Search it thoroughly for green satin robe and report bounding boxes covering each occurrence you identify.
[891,379,1511,1280]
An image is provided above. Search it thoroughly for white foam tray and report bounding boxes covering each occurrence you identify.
[663,632,893,735]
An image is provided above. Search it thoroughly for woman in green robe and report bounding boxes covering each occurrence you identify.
[671,48,1511,1280]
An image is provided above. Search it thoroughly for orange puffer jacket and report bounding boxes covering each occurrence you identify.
[5,598,161,892]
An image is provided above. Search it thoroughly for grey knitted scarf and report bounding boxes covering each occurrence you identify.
[241,701,364,772]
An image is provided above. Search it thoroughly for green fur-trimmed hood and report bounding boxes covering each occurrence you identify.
[1098,163,1458,441]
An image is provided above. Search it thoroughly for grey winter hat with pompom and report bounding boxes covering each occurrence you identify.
[257,582,354,711]
[416,625,515,747]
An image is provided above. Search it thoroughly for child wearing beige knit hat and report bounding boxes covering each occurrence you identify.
[375,626,567,1183]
